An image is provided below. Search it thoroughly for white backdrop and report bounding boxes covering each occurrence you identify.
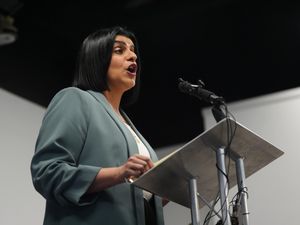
[1,87,300,225]
[0,88,45,225]
[160,87,300,225]
[200,87,300,225]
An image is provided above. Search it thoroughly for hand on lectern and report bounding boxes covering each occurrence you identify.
[121,154,154,183]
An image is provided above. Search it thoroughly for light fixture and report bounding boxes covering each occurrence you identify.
[0,14,17,46]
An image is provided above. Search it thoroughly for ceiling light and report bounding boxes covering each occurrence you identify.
[0,14,17,46]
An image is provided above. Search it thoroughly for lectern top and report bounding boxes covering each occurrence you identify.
[132,118,284,208]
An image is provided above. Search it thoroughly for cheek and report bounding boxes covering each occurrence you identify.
[109,56,123,69]
[107,62,121,78]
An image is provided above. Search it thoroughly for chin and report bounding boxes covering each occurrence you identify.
[130,79,136,87]
[123,79,135,92]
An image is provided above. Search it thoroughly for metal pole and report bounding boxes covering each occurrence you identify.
[235,158,250,225]
[216,147,232,225]
[189,178,200,225]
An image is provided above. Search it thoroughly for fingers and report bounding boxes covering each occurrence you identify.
[128,155,148,167]
[131,154,154,170]
[146,159,154,169]
[123,154,154,180]
[126,161,146,172]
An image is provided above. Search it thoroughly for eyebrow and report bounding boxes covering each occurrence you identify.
[114,40,135,49]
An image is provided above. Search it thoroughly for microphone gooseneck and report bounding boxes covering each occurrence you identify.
[178,78,225,105]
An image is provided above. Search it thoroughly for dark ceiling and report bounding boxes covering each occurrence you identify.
[1,0,300,148]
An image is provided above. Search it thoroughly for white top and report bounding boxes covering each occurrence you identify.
[123,123,153,201]
[123,123,150,158]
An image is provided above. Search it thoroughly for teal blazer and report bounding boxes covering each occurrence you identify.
[31,87,164,225]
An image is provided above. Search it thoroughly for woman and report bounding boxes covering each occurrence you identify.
[31,26,165,225]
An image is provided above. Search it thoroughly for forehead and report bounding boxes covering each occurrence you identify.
[114,35,134,47]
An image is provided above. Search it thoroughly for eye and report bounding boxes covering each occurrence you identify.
[114,47,124,54]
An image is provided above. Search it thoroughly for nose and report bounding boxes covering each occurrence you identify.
[127,50,137,62]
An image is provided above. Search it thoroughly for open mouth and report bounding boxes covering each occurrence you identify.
[127,64,137,74]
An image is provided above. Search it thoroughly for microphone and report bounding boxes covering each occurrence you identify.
[178,78,225,105]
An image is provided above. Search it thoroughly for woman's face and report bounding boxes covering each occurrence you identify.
[106,35,138,93]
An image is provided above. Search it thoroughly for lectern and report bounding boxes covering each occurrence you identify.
[132,118,284,225]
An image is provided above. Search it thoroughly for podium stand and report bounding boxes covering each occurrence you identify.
[132,118,284,225]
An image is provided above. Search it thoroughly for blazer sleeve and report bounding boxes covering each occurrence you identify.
[30,88,101,207]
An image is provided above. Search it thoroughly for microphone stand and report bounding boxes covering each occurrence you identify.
[178,78,250,225]
[211,101,249,225]
[211,103,226,122]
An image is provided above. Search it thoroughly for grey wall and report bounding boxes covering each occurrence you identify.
[158,87,300,225]
[201,87,300,225]
[0,88,45,225]
[1,87,300,225]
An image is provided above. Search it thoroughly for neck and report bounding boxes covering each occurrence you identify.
[102,90,122,113]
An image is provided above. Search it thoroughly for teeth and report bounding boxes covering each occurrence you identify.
[128,65,136,73]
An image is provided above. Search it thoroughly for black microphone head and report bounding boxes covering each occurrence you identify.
[178,77,184,82]
[178,78,225,104]
[178,78,197,95]
[178,78,186,90]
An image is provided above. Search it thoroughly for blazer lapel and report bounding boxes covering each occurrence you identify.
[87,90,146,225]
[86,90,139,157]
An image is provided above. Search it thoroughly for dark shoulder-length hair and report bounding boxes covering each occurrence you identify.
[72,26,141,106]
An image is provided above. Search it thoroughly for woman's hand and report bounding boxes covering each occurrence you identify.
[119,154,154,182]
[87,155,154,193]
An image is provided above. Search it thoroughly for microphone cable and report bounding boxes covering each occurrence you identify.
[177,78,239,225]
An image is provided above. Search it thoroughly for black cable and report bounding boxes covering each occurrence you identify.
[202,104,239,225]
[203,193,220,225]
[203,102,236,225]
[178,78,240,225]
[213,103,237,225]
